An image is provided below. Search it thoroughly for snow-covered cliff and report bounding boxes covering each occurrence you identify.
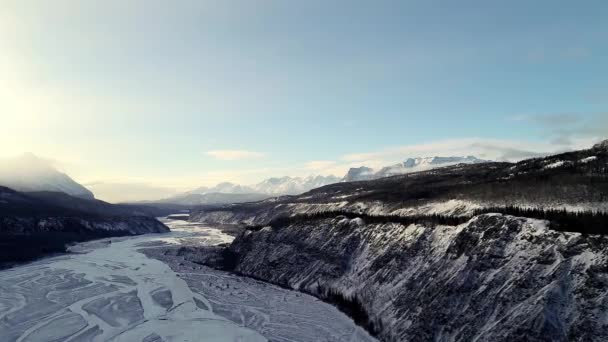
[224,214,608,341]
[188,143,608,341]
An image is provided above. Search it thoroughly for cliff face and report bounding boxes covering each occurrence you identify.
[225,214,608,342]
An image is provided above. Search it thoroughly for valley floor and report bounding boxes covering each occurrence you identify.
[0,218,375,342]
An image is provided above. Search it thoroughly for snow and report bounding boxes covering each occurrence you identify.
[359,156,490,180]
[544,160,566,169]
[253,175,340,195]
[580,156,597,163]
[391,200,482,217]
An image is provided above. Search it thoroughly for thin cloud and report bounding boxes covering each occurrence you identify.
[206,150,266,161]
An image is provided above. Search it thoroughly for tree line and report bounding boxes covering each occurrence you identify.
[246,206,608,235]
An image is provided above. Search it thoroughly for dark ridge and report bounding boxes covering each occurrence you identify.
[0,230,131,269]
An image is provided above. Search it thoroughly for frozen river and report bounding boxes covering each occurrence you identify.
[0,217,376,342]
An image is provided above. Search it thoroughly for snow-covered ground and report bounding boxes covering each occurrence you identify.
[0,217,376,342]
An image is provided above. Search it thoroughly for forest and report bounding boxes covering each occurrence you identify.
[247,206,608,235]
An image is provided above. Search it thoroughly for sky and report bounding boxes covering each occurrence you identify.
[1,1,607,202]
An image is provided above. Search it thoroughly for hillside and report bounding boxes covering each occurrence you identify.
[0,153,95,199]
[0,186,169,267]
[186,142,608,341]
[191,143,608,226]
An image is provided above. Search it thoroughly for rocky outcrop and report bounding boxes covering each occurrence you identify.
[223,214,608,342]
[593,139,608,150]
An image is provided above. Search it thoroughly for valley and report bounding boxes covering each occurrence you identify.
[4,4,607,341]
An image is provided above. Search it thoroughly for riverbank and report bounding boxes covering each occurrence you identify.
[0,216,376,342]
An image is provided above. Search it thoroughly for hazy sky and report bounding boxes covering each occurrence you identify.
[1,1,607,201]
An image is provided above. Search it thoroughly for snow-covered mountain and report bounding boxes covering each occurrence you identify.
[185,176,341,197]
[342,166,375,182]
[186,182,256,195]
[152,156,490,206]
[252,175,341,195]
[0,153,95,199]
[154,175,341,206]
[344,155,490,181]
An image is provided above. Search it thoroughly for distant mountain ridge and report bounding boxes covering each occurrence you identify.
[0,153,94,199]
[149,175,341,206]
[252,175,341,195]
[344,155,490,181]
[150,156,490,206]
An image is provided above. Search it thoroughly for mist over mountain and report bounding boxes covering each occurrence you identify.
[0,153,94,199]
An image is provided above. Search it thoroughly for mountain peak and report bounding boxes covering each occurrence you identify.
[592,139,608,150]
[0,153,95,199]
[343,166,375,182]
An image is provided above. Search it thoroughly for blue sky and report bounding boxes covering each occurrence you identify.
[1,1,607,201]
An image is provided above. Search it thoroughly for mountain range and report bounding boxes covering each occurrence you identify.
[0,153,492,206]
[154,156,490,206]
[148,176,342,206]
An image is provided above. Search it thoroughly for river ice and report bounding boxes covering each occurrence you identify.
[0,218,376,342]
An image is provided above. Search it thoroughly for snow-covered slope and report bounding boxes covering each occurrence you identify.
[0,153,94,199]
[223,214,608,342]
[343,167,375,182]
